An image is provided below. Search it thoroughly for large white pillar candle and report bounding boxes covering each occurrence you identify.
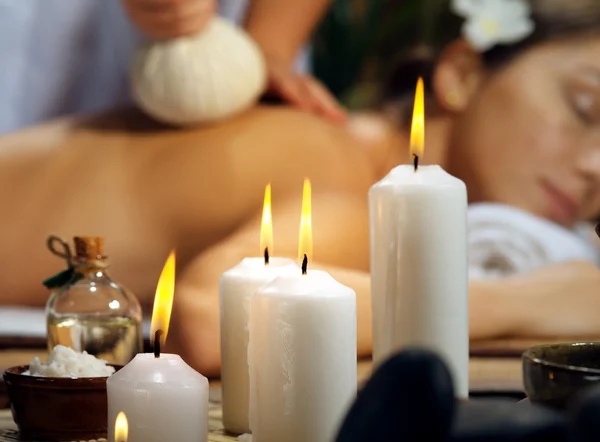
[220,257,299,434]
[107,353,209,442]
[248,267,357,442]
[368,78,469,398]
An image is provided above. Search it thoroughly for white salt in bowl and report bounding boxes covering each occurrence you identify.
[3,364,122,441]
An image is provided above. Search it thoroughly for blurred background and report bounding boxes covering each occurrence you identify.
[314,0,440,109]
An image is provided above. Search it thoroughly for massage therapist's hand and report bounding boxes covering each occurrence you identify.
[509,261,600,339]
[264,55,347,124]
[122,0,216,39]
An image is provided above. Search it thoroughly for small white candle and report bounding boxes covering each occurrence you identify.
[107,252,209,442]
[248,179,357,442]
[107,354,208,442]
[368,78,469,398]
[220,184,299,434]
[220,257,298,433]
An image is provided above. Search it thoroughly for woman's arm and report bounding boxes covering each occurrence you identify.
[169,185,600,376]
[489,260,600,339]
[166,189,507,375]
[167,190,371,375]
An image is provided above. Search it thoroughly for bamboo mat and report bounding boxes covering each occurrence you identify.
[0,357,524,442]
[0,397,238,442]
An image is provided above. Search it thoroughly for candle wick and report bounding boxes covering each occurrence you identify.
[413,153,419,172]
[264,247,270,265]
[301,254,308,275]
[154,329,163,358]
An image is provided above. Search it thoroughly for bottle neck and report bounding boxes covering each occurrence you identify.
[72,258,110,278]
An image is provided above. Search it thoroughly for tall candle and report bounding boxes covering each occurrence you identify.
[368,78,469,398]
[248,179,357,442]
[107,252,209,442]
[220,258,298,433]
[220,184,299,434]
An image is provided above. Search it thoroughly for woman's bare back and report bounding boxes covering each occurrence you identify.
[0,106,394,307]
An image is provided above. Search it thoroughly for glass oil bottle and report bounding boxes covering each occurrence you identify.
[45,235,143,365]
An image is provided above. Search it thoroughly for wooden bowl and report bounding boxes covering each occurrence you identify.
[523,343,600,409]
[3,364,120,441]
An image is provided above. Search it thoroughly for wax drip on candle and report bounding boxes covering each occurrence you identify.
[264,247,270,265]
[154,329,163,358]
[413,153,419,172]
[301,254,308,275]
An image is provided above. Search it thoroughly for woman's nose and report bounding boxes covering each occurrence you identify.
[575,139,600,180]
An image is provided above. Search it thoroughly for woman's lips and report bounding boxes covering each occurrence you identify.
[541,180,580,226]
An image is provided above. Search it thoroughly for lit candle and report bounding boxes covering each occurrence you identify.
[115,412,128,442]
[220,184,299,434]
[248,179,357,442]
[107,252,209,442]
[368,77,469,398]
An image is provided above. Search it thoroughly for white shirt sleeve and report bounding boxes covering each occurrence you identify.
[0,0,141,134]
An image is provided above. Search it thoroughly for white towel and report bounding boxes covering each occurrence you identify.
[468,203,600,280]
[0,307,46,337]
[0,306,152,340]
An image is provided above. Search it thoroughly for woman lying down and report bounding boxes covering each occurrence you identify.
[0,0,599,376]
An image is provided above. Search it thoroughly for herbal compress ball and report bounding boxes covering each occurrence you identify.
[131,17,267,125]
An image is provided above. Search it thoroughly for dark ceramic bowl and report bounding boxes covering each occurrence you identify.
[0,378,7,409]
[3,364,121,441]
[523,342,600,409]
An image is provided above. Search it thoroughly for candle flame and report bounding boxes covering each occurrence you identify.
[115,412,128,442]
[409,77,425,163]
[298,178,313,264]
[260,184,273,257]
[150,251,176,347]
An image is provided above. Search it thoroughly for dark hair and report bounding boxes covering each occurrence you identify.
[381,0,600,122]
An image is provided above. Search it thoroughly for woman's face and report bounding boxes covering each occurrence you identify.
[449,37,600,227]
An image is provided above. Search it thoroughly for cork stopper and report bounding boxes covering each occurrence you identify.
[73,236,104,260]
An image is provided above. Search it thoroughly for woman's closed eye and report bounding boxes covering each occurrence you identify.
[566,69,600,126]
[570,88,600,125]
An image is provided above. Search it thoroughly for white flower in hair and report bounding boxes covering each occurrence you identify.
[451,0,535,51]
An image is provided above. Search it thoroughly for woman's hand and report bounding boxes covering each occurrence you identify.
[264,55,347,123]
[508,260,600,339]
[122,0,216,39]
